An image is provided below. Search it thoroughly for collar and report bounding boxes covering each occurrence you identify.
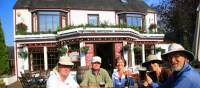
[173,63,191,78]
[92,69,100,76]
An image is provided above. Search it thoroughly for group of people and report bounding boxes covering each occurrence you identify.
[46,43,200,88]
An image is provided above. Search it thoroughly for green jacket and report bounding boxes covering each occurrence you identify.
[80,68,113,87]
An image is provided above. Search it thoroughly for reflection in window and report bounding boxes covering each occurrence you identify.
[88,14,99,26]
[39,12,60,32]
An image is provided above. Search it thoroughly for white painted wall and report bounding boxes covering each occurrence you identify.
[70,10,116,25]
[145,13,157,32]
[15,9,32,33]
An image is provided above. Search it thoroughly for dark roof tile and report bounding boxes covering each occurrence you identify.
[14,0,154,12]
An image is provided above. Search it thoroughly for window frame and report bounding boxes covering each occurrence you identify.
[118,13,144,30]
[32,10,68,33]
[87,14,99,26]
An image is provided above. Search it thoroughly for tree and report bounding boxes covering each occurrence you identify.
[0,20,9,75]
[152,0,200,50]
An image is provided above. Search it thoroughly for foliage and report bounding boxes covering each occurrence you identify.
[0,20,9,75]
[190,61,200,68]
[134,45,141,52]
[16,23,143,35]
[57,47,67,56]
[155,47,165,54]
[152,0,200,48]
[149,24,157,30]
[16,23,27,35]
[0,80,5,87]
[122,45,130,51]
[80,46,89,53]
[99,21,109,28]
[18,50,28,59]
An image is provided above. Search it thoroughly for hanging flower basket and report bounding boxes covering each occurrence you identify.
[149,24,157,33]
[155,47,165,54]
[16,23,27,35]
[149,24,157,30]
[18,50,28,60]
[122,45,130,51]
[80,46,89,53]
[134,46,141,52]
[57,47,67,56]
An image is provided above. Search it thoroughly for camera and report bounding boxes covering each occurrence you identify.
[139,70,157,81]
[139,70,147,80]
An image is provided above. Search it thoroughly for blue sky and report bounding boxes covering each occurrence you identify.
[0,0,158,46]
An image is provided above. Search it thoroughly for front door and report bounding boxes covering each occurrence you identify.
[95,43,114,75]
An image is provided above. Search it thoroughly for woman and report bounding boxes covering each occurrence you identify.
[141,54,172,87]
[112,56,134,88]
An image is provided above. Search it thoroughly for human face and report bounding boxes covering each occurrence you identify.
[92,62,101,71]
[168,53,186,71]
[117,59,125,70]
[58,64,72,77]
[149,62,160,71]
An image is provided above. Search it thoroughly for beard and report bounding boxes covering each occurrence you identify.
[171,64,184,72]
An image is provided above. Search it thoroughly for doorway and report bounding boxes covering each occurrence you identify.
[95,43,114,75]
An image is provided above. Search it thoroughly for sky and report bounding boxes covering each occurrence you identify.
[0,0,159,46]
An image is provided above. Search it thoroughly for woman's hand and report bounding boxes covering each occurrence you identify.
[145,74,153,85]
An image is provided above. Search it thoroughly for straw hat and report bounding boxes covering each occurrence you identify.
[161,43,194,61]
[91,56,101,63]
[142,54,162,67]
[58,55,74,66]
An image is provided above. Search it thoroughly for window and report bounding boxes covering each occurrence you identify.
[38,12,60,32]
[47,47,59,70]
[126,14,143,27]
[29,48,44,71]
[119,13,144,27]
[88,14,99,26]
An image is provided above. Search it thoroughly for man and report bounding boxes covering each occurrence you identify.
[145,43,200,88]
[80,56,113,88]
[47,55,79,88]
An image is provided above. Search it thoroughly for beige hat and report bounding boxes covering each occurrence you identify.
[142,54,162,67]
[92,56,101,63]
[58,55,74,66]
[161,43,194,61]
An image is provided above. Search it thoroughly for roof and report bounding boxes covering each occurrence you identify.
[13,0,154,12]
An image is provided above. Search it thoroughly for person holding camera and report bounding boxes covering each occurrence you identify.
[112,56,135,88]
[141,54,172,87]
[145,43,200,88]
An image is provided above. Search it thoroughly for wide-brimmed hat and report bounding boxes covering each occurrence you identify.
[142,54,162,67]
[58,55,74,66]
[161,43,194,61]
[91,56,101,63]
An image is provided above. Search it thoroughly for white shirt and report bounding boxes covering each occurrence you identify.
[47,71,79,88]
